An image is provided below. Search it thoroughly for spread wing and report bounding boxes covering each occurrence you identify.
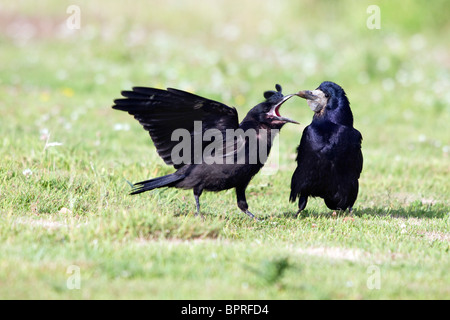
[112,87,239,168]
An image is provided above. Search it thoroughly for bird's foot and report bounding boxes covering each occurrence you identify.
[294,210,302,218]
[244,210,260,221]
[194,212,206,221]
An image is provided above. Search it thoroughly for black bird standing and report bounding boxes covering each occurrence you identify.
[113,84,298,219]
[290,81,363,216]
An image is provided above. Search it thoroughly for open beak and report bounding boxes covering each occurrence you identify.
[296,90,318,100]
[267,94,300,124]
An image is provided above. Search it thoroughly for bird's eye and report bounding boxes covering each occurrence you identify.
[325,93,330,98]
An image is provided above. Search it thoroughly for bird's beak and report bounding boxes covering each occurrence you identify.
[296,89,327,113]
[267,94,300,124]
[296,90,318,100]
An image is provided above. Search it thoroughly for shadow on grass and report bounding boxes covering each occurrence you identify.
[170,197,448,221]
[282,202,449,219]
[356,203,449,219]
[173,209,258,222]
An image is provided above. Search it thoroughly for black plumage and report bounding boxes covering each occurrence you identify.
[290,81,363,216]
[113,84,298,219]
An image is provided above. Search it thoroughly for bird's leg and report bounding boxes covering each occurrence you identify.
[236,186,258,220]
[194,194,201,215]
[348,206,353,216]
[294,196,308,218]
[193,189,204,219]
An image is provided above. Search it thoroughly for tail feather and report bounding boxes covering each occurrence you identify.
[130,174,185,195]
[289,189,298,202]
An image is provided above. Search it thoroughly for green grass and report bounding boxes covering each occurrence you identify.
[0,0,449,299]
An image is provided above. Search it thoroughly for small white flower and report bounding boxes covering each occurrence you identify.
[400,223,407,234]
[40,128,50,141]
[114,123,130,131]
[22,169,33,177]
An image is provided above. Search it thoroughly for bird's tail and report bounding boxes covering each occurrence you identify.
[130,173,185,195]
[289,190,298,203]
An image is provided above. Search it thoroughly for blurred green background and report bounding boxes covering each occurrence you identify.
[0,0,449,299]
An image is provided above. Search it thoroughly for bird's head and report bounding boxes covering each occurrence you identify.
[296,81,353,126]
[247,84,299,129]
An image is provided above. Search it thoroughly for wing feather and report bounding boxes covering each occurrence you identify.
[112,87,239,168]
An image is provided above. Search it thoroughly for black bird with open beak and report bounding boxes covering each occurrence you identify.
[113,84,298,219]
[290,81,363,216]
